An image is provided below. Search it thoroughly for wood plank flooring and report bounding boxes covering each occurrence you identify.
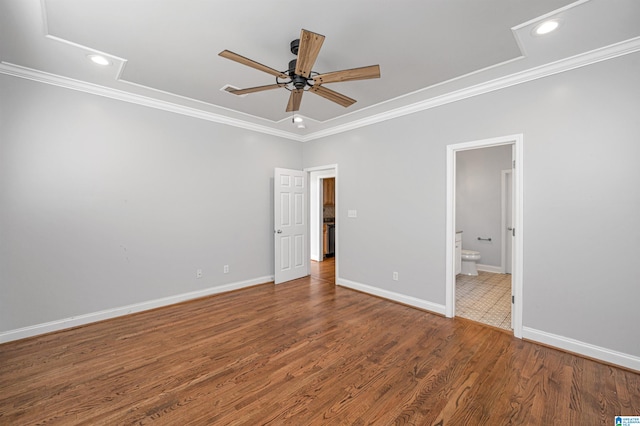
[1,260,639,425]
[310,256,335,284]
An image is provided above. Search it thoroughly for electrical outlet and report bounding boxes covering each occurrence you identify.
[223,265,229,274]
[196,269,203,279]
[393,271,398,281]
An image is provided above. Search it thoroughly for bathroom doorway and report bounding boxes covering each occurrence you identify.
[445,134,523,338]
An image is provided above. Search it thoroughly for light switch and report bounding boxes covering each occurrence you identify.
[348,210,357,218]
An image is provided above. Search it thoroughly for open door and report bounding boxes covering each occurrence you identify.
[274,168,308,284]
[502,170,514,274]
[502,169,515,329]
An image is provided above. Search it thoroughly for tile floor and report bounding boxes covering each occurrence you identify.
[456,271,512,331]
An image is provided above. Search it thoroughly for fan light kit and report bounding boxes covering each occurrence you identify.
[219,29,381,113]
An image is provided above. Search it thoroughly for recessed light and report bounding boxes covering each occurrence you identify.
[297,123,306,129]
[87,54,111,66]
[293,116,304,123]
[533,19,560,36]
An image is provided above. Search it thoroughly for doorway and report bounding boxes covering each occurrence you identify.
[307,165,338,283]
[445,134,523,338]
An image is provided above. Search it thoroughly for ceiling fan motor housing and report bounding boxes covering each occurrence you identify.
[288,59,308,89]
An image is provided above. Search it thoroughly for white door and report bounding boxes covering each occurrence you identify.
[505,170,514,274]
[274,168,308,284]
[505,169,515,329]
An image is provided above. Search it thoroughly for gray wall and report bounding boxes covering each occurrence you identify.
[456,145,512,267]
[303,52,640,357]
[0,75,302,332]
[2,49,639,361]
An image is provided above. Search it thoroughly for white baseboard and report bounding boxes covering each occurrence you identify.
[522,327,640,372]
[336,277,446,315]
[477,264,504,273]
[336,278,639,372]
[7,277,636,372]
[0,275,273,344]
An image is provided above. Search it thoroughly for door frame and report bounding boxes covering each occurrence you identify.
[309,170,336,261]
[305,164,338,278]
[445,134,524,338]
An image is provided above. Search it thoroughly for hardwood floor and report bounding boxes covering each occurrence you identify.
[310,256,335,283]
[1,265,639,424]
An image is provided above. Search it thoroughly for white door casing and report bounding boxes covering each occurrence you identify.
[305,164,339,281]
[274,168,308,284]
[309,169,336,262]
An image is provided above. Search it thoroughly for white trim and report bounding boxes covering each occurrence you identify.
[303,164,339,172]
[299,37,640,142]
[511,0,589,31]
[2,37,640,143]
[477,264,503,274]
[0,62,301,142]
[0,276,273,344]
[45,35,128,64]
[446,134,524,339]
[522,327,640,372]
[445,145,456,318]
[337,278,446,316]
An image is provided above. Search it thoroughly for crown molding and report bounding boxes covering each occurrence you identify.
[2,35,640,143]
[0,61,303,142]
[300,36,640,142]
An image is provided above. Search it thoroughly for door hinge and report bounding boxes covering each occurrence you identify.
[512,160,516,168]
[512,295,515,304]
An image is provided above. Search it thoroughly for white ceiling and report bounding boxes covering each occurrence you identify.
[1,0,639,140]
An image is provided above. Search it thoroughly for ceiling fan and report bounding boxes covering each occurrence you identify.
[219,29,380,112]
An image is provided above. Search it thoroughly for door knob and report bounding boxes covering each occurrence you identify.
[276,229,283,234]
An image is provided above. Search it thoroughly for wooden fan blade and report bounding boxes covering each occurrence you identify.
[225,84,284,95]
[286,89,304,112]
[294,29,325,78]
[313,65,380,85]
[309,85,356,108]
[219,50,288,79]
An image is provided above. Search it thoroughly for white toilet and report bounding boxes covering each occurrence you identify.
[461,250,481,276]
